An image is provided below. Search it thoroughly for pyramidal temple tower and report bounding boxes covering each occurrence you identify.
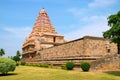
[22,8,64,56]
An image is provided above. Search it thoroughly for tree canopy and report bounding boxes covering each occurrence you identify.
[12,50,21,62]
[16,50,21,57]
[13,56,20,62]
[103,11,120,54]
[0,48,5,57]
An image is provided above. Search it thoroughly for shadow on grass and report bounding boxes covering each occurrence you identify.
[104,71,120,77]
[0,73,18,76]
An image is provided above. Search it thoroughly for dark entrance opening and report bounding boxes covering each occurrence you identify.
[53,37,56,42]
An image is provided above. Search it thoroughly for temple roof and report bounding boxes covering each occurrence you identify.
[22,8,59,47]
[34,8,57,34]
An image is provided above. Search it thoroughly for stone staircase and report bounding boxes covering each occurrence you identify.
[91,53,120,71]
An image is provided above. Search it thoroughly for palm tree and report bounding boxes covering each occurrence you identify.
[0,48,5,57]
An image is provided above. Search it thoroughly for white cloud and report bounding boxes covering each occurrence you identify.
[0,26,32,56]
[65,22,109,40]
[88,0,117,8]
[67,8,108,23]
[2,27,32,38]
[65,9,109,40]
[81,15,106,22]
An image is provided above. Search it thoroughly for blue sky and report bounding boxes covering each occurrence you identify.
[0,0,120,57]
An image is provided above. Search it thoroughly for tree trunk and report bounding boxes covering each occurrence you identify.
[117,44,120,54]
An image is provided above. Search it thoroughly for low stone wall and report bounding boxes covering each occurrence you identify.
[37,36,117,61]
[22,36,118,69]
[91,54,120,70]
[39,38,84,60]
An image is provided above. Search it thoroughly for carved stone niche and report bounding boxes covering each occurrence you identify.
[105,41,111,53]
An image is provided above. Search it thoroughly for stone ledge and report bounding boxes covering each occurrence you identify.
[37,57,99,61]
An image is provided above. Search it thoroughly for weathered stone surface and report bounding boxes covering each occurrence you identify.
[22,8,119,71]
[91,54,120,71]
[22,8,64,55]
[22,36,117,67]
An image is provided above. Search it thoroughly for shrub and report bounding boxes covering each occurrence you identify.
[49,64,53,68]
[0,58,16,75]
[16,63,19,66]
[66,61,75,70]
[21,62,26,65]
[25,63,49,68]
[61,64,66,70]
[80,62,90,72]
[39,64,49,68]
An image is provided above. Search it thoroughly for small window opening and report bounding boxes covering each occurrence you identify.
[107,49,110,53]
[53,37,56,42]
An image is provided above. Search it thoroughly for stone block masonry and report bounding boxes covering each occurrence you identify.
[23,36,117,65]
[38,36,117,60]
[21,8,119,70]
[22,8,64,55]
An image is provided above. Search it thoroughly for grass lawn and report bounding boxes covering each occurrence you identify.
[0,66,120,80]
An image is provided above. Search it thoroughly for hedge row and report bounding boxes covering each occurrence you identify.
[20,61,91,71]
[20,62,54,68]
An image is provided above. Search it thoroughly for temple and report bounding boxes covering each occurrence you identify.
[22,8,120,70]
[22,8,64,58]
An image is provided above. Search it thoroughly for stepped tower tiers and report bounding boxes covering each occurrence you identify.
[22,8,64,56]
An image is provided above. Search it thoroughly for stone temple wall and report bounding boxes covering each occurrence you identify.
[39,38,84,60]
[32,36,117,65]
[83,37,117,56]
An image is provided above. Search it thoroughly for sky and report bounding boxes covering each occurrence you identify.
[0,0,120,57]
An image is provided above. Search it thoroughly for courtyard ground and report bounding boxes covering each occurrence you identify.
[0,66,120,80]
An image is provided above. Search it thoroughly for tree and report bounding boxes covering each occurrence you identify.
[0,48,5,57]
[12,50,21,62]
[13,56,20,62]
[103,11,120,54]
[0,58,16,75]
[16,50,21,57]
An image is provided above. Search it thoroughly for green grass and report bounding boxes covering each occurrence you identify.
[0,66,120,80]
